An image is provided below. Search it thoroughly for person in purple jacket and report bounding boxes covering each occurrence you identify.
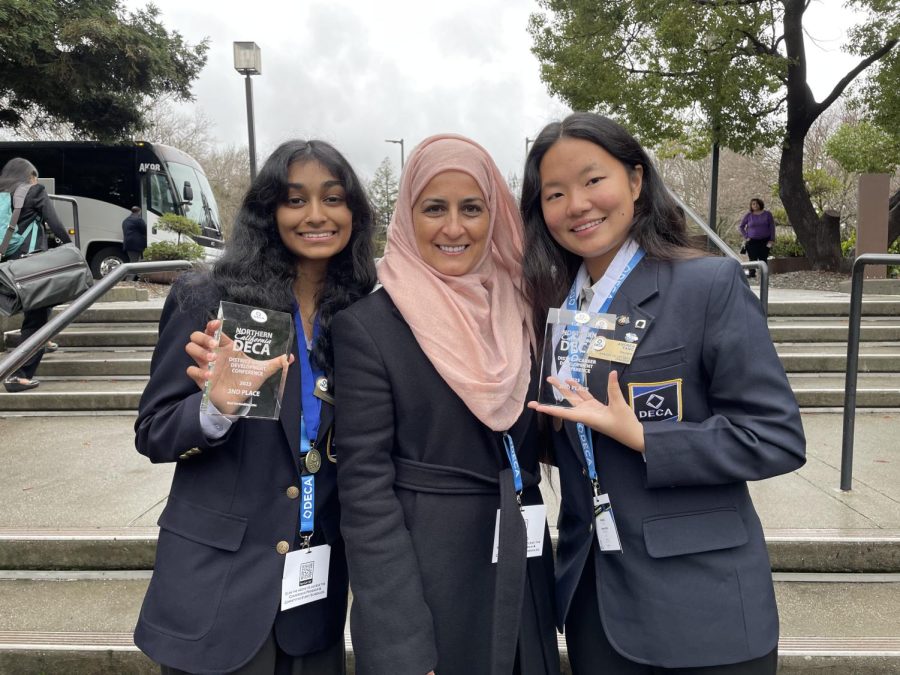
[739,198,776,278]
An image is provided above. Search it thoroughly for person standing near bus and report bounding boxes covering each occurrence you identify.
[1,157,71,392]
[122,206,147,280]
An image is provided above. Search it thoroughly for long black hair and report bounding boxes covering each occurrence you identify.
[520,112,700,343]
[0,157,38,193]
[181,139,376,380]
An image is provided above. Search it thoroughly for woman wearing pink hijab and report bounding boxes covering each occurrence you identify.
[333,135,559,675]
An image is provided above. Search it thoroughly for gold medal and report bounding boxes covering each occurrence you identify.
[303,447,322,474]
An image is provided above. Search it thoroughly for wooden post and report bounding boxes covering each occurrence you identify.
[857,173,890,278]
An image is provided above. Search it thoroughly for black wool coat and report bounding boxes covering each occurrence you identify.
[333,288,560,675]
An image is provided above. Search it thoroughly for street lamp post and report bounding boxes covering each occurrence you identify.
[385,139,404,169]
[233,42,262,181]
[525,137,535,156]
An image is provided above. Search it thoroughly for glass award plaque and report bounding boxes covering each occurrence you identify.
[199,301,294,420]
[537,308,615,407]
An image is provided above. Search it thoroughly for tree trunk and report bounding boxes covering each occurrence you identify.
[778,0,843,271]
[889,188,899,248]
[779,139,842,270]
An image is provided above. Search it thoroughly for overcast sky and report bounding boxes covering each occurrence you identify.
[123,0,862,181]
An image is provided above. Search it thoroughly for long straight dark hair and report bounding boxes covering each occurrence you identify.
[521,112,701,345]
[181,139,376,381]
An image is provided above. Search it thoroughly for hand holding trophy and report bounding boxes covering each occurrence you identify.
[193,302,294,420]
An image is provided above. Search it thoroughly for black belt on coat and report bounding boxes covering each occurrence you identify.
[394,457,537,675]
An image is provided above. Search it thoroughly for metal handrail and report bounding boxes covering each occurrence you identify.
[668,191,769,314]
[840,253,900,490]
[740,261,769,317]
[0,260,192,382]
[668,191,740,261]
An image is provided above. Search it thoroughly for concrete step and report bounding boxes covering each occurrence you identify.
[0,380,146,412]
[25,348,900,380]
[768,318,900,342]
[32,351,152,377]
[0,573,896,673]
[1,527,896,573]
[767,299,900,317]
[5,374,900,412]
[775,344,900,372]
[28,346,900,379]
[788,373,900,407]
[4,323,159,349]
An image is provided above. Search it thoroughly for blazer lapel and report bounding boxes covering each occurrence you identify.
[601,257,660,385]
[564,257,660,467]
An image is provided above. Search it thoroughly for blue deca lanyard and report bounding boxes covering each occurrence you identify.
[563,247,645,490]
[293,308,323,542]
[502,433,523,505]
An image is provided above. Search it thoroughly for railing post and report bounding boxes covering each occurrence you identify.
[839,253,900,491]
[740,261,769,318]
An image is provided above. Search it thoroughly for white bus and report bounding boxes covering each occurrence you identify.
[0,141,225,277]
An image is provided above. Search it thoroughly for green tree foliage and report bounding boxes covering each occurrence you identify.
[0,0,208,140]
[366,157,399,256]
[529,0,899,270]
[826,121,900,174]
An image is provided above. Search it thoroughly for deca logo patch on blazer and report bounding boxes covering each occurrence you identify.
[628,379,682,422]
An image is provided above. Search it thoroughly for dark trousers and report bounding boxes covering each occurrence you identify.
[565,550,777,675]
[126,249,142,281]
[13,306,51,380]
[745,239,770,277]
[159,633,345,675]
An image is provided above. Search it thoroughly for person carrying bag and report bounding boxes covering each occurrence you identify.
[0,157,91,392]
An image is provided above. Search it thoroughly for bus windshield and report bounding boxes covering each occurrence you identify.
[166,161,221,235]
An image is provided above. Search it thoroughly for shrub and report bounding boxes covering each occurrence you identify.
[770,233,806,258]
[157,213,201,242]
[143,240,205,262]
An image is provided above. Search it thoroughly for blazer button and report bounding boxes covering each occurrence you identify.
[286,486,300,499]
[276,540,290,555]
[582,468,587,476]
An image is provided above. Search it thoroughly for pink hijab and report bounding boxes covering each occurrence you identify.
[378,134,532,432]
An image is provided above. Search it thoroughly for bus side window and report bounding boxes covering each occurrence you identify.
[148,172,176,215]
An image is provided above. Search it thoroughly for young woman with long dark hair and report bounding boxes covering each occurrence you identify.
[134,139,376,674]
[522,113,805,674]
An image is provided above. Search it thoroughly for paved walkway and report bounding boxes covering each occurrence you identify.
[0,410,896,533]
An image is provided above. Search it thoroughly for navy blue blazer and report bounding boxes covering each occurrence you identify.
[133,280,347,674]
[553,256,805,669]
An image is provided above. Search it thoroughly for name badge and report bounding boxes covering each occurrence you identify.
[586,337,637,364]
[491,504,547,563]
[593,493,623,553]
[281,544,331,611]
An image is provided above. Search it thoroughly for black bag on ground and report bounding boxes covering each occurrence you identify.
[0,243,93,317]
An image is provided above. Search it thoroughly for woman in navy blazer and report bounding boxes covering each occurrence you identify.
[521,113,806,673]
[134,140,375,674]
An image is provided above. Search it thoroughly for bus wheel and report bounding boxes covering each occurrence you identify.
[90,246,126,279]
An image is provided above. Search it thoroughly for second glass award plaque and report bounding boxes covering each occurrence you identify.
[199,301,294,420]
[537,308,615,406]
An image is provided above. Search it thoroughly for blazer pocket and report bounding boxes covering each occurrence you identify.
[142,496,248,640]
[628,346,685,374]
[157,494,248,551]
[643,507,748,559]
